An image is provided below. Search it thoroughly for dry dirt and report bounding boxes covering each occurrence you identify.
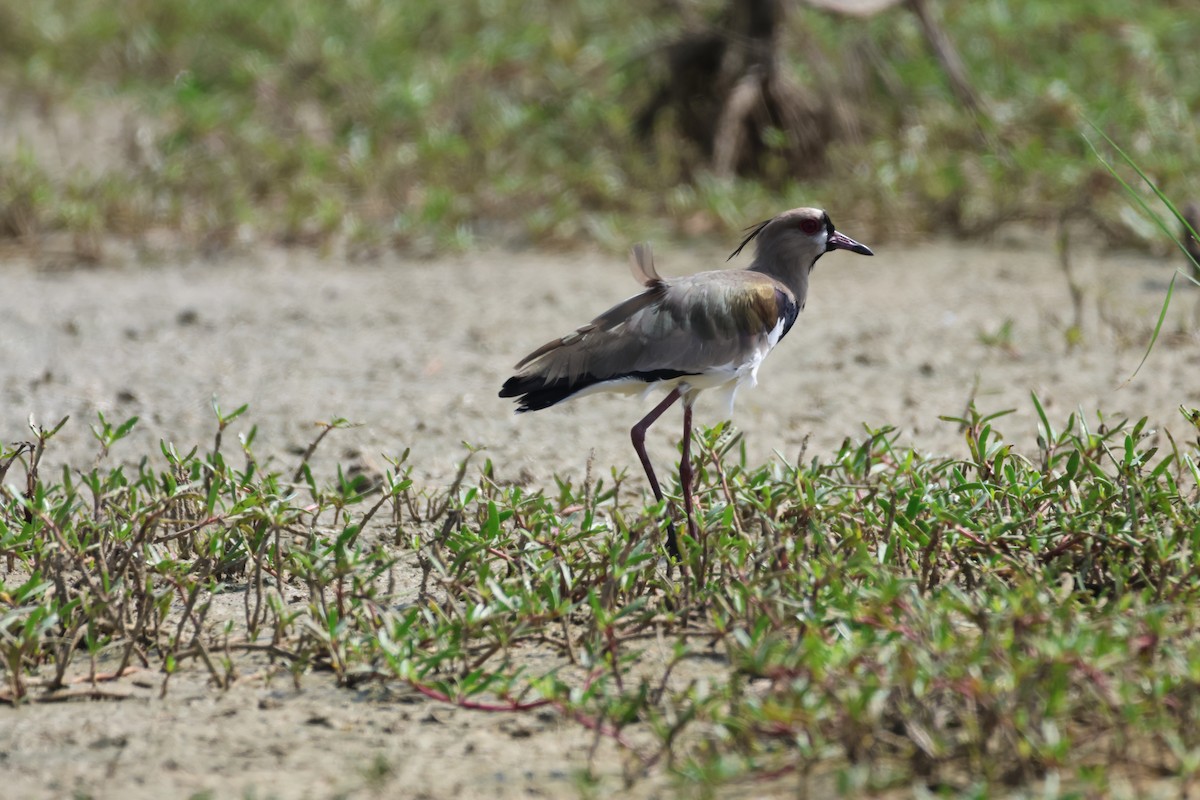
[2,233,1199,799]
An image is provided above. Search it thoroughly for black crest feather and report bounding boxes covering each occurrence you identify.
[727,218,771,261]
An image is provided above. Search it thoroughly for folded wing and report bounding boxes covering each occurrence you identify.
[500,271,799,412]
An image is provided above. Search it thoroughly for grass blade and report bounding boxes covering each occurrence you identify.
[1083,125,1190,381]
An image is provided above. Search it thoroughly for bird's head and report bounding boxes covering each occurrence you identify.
[729,207,873,268]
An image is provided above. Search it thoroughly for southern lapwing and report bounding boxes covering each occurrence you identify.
[500,208,873,559]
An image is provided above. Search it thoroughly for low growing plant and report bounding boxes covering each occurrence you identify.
[3,398,1199,795]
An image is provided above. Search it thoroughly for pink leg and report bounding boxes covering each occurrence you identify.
[630,388,682,559]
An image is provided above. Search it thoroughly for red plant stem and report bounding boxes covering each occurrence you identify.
[405,671,652,765]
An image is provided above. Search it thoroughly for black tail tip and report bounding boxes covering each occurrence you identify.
[500,376,542,413]
[499,374,577,413]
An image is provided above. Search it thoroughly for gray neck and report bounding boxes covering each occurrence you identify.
[747,235,822,306]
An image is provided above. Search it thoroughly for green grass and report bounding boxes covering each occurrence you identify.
[4,399,1200,795]
[0,0,1197,257]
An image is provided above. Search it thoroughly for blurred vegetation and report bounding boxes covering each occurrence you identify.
[0,0,1196,258]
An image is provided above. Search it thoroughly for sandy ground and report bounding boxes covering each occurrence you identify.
[2,233,1200,798]
[4,234,1199,483]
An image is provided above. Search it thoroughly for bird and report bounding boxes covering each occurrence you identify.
[500,207,873,559]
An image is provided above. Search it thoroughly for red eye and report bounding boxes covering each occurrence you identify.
[799,218,822,235]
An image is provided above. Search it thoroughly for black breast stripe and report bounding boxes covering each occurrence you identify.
[775,289,800,341]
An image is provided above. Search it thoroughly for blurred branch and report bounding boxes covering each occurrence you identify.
[805,0,904,14]
[905,0,989,119]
